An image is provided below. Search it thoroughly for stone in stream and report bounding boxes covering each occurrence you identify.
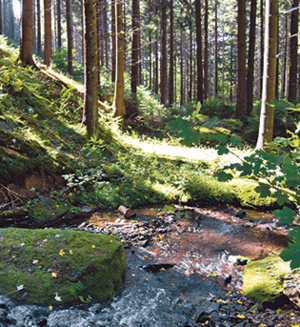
[0,228,125,306]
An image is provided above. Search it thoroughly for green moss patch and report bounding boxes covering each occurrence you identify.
[0,228,125,306]
[28,200,70,221]
[244,256,290,304]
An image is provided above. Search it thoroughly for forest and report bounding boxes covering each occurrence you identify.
[1,0,300,326]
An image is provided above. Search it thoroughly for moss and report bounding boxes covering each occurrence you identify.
[28,200,71,220]
[229,179,277,207]
[244,256,290,304]
[0,228,125,306]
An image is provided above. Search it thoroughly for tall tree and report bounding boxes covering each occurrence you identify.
[195,0,203,102]
[256,0,278,149]
[0,0,2,35]
[82,0,99,138]
[168,0,174,107]
[9,0,14,40]
[57,0,61,48]
[260,0,264,97]
[44,0,52,67]
[113,0,126,118]
[37,0,42,56]
[131,0,140,94]
[20,0,36,66]
[214,0,218,95]
[288,0,298,103]
[111,0,116,83]
[160,0,167,105]
[235,0,247,118]
[203,0,208,99]
[246,0,257,114]
[66,0,73,75]
[103,0,109,69]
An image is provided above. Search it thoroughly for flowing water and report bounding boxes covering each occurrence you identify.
[0,205,294,326]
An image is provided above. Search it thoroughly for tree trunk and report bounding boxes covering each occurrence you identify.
[288,0,298,103]
[36,0,42,56]
[83,0,99,139]
[104,0,109,69]
[180,32,184,106]
[9,0,14,40]
[44,0,52,67]
[57,0,61,48]
[33,0,36,51]
[113,0,126,118]
[99,0,104,68]
[195,0,203,102]
[235,0,247,118]
[149,22,152,90]
[203,0,208,99]
[168,0,174,107]
[214,0,218,95]
[260,0,264,97]
[256,0,278,149]
[20,0,36,66]
[188,21,192,100]
[0,0,2,35]
[160,0,167,105]
[123,1,127,72]
[66,0,73,75]
[111,0,116,83]
[230,43,233,102]
[246,0,257,115]
[280,8,287,99]
[154,28,158,94]
[131,0,139,94]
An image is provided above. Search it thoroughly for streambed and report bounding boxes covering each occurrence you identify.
[0,204,299,326]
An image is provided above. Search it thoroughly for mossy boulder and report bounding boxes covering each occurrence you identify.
[0,228,125,306]
[244,256,290,305]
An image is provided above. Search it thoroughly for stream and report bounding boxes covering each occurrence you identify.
[0,204,299,327]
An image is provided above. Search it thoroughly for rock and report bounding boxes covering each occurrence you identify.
[81,205,93,213]
[224,274,232,285]
[37,319,48,327]
[235,210,246,218]
[207,302,221,314]
[140,263,175,273]
[36,193,47,205]
[243,256,290,307]
[0,228,125,306]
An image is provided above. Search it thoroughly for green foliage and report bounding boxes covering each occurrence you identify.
[201,96,235,119]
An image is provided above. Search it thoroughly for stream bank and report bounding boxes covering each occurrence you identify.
[0,204,299,326]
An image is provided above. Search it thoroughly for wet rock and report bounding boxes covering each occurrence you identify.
[196,312,210,323]
[207,302,221,314]
[37,319,48,327]
[224,274,232,285]
[140,263,175,273]
[235,210,246,219]
[81,205,93,213]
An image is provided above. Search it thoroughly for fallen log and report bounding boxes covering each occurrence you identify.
[118,205,136,219]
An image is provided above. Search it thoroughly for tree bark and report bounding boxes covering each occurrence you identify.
[260,0,264,97]
[168,0,174,107]
[246,0,257,115]
[214,0,218,95]
[44,0,52,67]
[20,0,36,67]
[288,0,298,103]
[256,0,278,149]
[9,0,14,40]
[235,0,247,118]
[113,0,126,118]
[203,0,208,99]
[104,0,109,69]
[0,0,2,35]
[111,0,116,83]
[66,0,73,75]
[154,28,158,94]
[83,0,99,139]
[57,0,61,48]
[195,0,203,102]
[131,0,139,94]
[160,0,167,105]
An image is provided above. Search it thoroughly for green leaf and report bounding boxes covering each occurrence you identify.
[216,171,233,182]
[279,247,294,262]
[273,206,297,224]
[230,136,242,146]
[254,182,271,198]
[217,146,229,155]
[274,191,290,206]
